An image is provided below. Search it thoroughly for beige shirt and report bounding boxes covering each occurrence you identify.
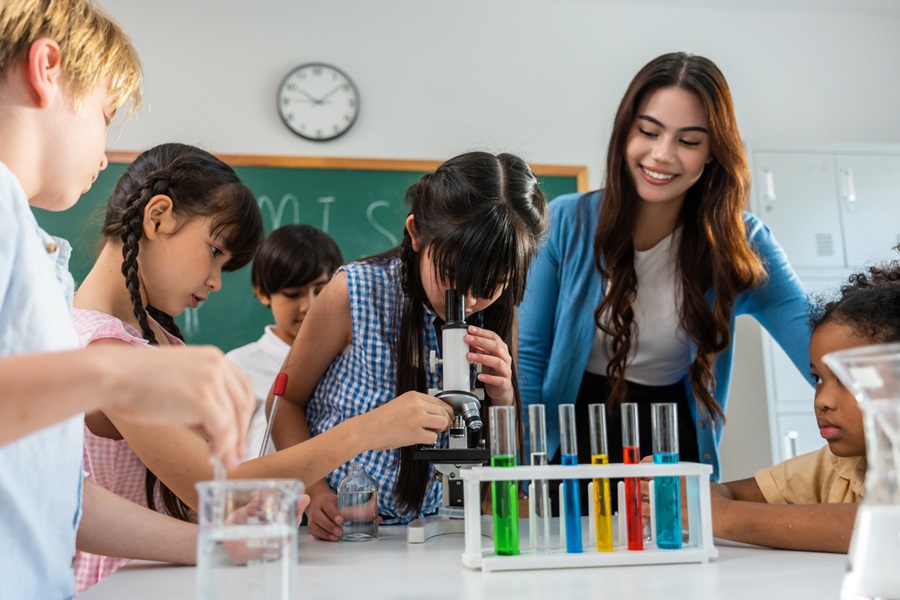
[755,445,866,504]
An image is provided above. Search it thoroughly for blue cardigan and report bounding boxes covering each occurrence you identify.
[517,192,813,480]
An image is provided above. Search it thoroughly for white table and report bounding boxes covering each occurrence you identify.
[81,525,847,599]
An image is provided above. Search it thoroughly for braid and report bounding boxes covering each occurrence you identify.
[119,187,157,345]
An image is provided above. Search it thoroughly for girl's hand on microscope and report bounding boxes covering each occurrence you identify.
[363,391,454,451]
[465,325,514,406]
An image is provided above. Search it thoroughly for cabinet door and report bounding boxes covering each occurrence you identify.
[752,152,845,268]
[834,153,900,268]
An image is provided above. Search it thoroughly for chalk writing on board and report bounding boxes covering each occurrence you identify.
[258,194,300,229]
[317,196,335,233]
[367,200,399,246]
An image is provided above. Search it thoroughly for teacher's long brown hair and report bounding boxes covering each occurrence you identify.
[594,52,766,422]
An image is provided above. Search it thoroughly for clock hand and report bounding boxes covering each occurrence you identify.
[318,84,346,103]
[293,88,320,104]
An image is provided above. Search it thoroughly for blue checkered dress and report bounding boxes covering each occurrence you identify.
[306,256,444,524]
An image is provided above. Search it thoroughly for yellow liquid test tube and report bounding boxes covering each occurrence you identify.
[589,404,614,552]
[591,454,614,551]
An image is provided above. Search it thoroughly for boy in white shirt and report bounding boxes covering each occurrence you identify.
[228,224,343,458]
[0,2,253,596]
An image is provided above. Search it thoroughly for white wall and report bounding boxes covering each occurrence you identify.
[99,0,900,476]
[102,0,900,188]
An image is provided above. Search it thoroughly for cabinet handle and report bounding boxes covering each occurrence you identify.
[839,167,857,208]
[783,430,799,459]
[762,168,776,207]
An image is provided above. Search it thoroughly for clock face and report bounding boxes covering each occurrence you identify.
[277,63,359,141]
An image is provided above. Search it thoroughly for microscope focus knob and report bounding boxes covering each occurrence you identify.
[429,350,439,374]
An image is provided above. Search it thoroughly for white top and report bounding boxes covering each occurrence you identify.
[225,326,290,459]
[586,228,692,386]
[0,161,83,599]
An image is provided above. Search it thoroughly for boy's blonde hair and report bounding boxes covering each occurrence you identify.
[0,0,142,112]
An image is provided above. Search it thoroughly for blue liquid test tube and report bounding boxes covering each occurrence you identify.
[559,404,582,553]
[528,404,551,552]
[652,403,682,549]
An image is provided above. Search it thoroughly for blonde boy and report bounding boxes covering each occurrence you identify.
[0,1,254,596]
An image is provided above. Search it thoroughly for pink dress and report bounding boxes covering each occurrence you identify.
[71,308,183,594]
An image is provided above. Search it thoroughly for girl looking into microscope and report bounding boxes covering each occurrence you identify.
[272,151,548,541]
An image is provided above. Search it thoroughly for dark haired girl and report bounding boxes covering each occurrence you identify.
[71,144,451,584]
[274,151,548,540]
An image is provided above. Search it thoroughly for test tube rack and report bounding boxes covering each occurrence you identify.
[460,462,718,572]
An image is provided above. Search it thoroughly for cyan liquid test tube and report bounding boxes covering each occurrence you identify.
[621,403,643,551]
[559,404,582,553]
[490,405,519,556]
[528,404,551,552]
[652,403,682,549]
[588,404,613,552]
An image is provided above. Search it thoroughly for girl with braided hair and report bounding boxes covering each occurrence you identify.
[71,143,458,589]
[273,151,548,541]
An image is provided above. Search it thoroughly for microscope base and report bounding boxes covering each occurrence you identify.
[407,514,494,544]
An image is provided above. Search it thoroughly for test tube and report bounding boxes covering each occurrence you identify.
[489,405,519,556]
[621,403,643,551]
[559,404,583,553]
[652,403,682,549]
[528,404,551,552]
[589,404,614,552]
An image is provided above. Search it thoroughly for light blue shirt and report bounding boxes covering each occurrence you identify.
[0,161,83,599]
[306,257,445,523]
[517,192,813,480]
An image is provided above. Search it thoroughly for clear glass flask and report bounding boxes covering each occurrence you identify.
[337,463,379,541]
[824,342,900,600]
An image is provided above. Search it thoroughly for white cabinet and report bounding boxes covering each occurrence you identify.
[753,152,845,268]
[748,143,900,464]
[752,145,900,271]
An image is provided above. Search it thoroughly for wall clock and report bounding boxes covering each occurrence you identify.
[277,63,360,141]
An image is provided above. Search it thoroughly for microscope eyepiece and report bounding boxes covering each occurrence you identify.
[444,289,466,325]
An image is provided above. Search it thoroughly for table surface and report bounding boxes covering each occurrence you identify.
[80,524,848,600]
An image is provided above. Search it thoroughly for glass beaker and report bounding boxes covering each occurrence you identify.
[823,342,900,600]
[195,478,302,600]
[337,462,379,541]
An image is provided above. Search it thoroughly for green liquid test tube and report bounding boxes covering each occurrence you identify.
[589,404,614,552]
[490,405,519,556]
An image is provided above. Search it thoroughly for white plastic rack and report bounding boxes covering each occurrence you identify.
[460,462,718,572]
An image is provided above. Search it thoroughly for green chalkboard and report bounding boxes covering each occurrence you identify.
[33,153,588,352]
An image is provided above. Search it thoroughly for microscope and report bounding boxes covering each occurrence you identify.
[407,289,492,543]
